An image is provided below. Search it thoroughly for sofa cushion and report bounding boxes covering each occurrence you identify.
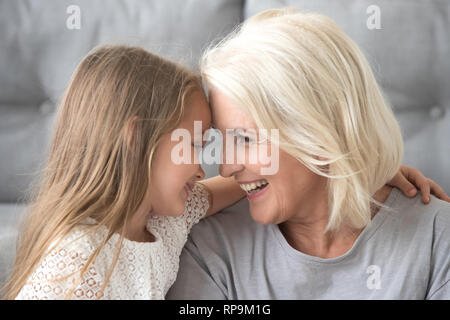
[0,102,56,203]
[0,204,25,289]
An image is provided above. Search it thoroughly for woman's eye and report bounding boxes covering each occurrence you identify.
[237,135,252,144]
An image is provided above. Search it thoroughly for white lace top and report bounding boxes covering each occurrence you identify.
[15,183,210,300]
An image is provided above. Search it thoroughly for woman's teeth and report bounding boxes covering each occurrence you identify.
[239,179,269,194]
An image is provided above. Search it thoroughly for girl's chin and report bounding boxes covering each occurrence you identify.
[178,199,187,215]
[164,196,187,217]
[169,205,186,217]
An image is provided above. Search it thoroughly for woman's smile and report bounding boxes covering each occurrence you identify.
[238,179,270,200]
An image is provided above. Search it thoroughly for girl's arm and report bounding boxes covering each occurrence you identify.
[197,176,246,217]
[198,164,450,219]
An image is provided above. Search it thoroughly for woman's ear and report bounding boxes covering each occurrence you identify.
[124,116,139,150]
[312,155,330,173]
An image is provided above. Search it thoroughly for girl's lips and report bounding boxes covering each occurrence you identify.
[186,182,194,191]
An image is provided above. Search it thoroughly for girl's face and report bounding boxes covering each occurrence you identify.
[149,90,211,217]
[210,89,328,225]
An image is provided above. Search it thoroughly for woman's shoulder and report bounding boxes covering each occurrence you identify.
[187,198,265,248]
[426,196,450,237]
[388,188,450,221]
[384,188,450,241]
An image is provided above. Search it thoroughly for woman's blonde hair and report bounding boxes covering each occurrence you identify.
[3,45,201,299]
[201,8,403,233]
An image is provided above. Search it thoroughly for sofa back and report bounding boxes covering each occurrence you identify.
[0,0,243,202]
[1,0,449,204]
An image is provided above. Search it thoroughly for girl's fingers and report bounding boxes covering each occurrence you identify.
[418,180,431,204]
[390,166,450,204]
[402,166,431,203]
[429,179,450,203]
[389,170,417,197]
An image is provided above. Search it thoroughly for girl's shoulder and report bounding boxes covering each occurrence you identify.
[16,221,107,299]
[47,218,104,256]
[147,182,210,239]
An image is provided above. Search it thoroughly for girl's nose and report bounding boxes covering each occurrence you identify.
[195,166,206,180]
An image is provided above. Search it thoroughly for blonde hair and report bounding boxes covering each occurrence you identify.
[3,45,201,299]
[201,8,403,233]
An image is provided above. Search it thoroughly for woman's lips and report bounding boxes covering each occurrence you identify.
[246,183,270,201]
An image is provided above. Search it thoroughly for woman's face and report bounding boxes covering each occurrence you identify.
[210,89,328,225]
[149,90,211,217]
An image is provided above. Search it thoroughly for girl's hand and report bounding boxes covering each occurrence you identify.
[388,165,450,204]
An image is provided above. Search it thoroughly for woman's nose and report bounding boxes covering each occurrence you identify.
[219,163,244,178]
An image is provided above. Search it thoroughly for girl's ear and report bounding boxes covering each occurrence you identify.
[124,116,139,150]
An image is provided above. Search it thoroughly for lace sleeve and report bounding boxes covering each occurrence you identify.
[183,182,211,232]
[15,232,105,300]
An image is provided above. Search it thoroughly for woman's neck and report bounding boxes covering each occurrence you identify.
[279,185,393,259]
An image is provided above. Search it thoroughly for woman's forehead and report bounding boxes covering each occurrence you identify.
[209,90,256,130]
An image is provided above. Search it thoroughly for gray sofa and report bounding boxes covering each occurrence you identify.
[1,0,449,291]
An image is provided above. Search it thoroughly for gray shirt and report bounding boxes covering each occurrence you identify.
[166,188,450,299]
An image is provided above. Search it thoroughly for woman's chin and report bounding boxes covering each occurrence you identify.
[250,208,276,225]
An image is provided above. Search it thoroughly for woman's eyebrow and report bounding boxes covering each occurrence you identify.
[228,128,251,135]
[208,125,252,132]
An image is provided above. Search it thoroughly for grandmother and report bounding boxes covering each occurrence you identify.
[167,8,450,299]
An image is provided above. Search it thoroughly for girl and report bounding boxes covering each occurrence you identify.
[3,45,447,299]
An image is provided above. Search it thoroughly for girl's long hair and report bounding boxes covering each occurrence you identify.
[3,45,201,299]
